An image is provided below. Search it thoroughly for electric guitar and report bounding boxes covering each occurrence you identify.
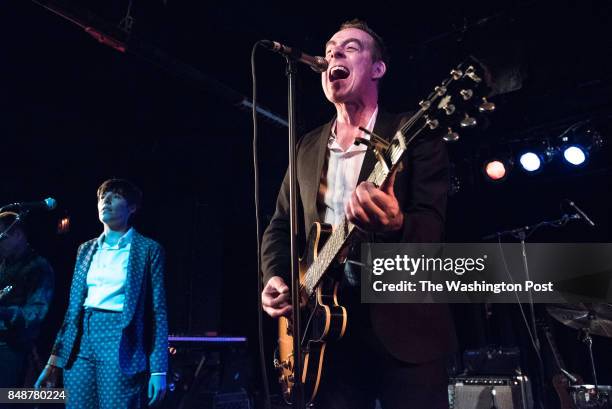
[274,60,496,405]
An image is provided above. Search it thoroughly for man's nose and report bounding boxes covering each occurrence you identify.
[330,47,345,59]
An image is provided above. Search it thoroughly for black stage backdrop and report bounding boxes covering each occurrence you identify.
[1,0,611,405]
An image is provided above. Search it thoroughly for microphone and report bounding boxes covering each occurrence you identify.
[0,197,58,213]
[566,199,596,227]
[260,40,328,73]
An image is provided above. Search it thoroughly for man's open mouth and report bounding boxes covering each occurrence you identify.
[329,65,350,81]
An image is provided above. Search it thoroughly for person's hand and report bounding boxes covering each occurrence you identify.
[262,276,292,318]
[34,365,60,389]
[345,168,404,233]
[147,374,166,407]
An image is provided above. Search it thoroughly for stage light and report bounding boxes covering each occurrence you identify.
[519,152,542,172]
[562,145,587,166]
[484,160,508,181]
[57,215,70,234]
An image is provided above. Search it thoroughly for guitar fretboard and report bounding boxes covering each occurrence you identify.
[302,135,406,295]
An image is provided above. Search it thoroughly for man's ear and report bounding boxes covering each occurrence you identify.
[128,205,138,218]
[372,60,386,80]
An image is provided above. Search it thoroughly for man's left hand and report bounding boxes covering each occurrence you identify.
[147,374,166,407]
[345,169,404,233]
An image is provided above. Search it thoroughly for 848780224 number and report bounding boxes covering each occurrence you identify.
[1,388,67,403]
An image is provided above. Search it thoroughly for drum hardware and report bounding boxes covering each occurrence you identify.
[547,304,612,409]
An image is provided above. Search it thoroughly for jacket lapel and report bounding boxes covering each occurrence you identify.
[70,241,97,317]
[309,119,334,223]
[122,230,145,327]
[357,111,397,184]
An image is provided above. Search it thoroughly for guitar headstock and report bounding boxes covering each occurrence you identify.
[413,60,496,143]
[356,60,496,188]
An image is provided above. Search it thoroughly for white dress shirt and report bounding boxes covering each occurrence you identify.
[323,107,378,227]
[83,228,133,311]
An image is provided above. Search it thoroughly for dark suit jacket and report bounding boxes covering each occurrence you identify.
[261,111,457,364]
[51,230,168,375]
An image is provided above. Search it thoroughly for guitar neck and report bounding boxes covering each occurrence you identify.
[303,218,356,295]
[302,132,408,296]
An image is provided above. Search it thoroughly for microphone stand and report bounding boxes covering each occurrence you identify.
[483,212,583,409]
[285,57,305,409]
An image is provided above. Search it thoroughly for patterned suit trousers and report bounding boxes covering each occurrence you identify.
[64,309,146,409]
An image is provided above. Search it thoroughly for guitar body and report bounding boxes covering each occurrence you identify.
[276,222,348,405]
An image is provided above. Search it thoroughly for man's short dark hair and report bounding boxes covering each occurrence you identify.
[339,19,388,65]
[97,179,143,210]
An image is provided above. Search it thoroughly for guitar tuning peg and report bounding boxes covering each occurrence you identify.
[434,85,447,96]
[459,89,474,100]
[443,127,460,142]
[464,65,482,83]
[478,97,496,113]
[443,104,456,115]
[419,100,431,110]
[459,114,477,128]
[425,116,439,130]
[450,69,463,80]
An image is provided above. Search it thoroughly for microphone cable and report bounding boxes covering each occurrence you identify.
[251,40,272,409]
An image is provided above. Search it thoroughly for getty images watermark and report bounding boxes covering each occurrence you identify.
[360,243,612,303]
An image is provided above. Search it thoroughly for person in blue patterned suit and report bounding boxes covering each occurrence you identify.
[35,179,168,408]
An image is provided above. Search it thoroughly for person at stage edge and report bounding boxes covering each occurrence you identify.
[35,179,168,408]
[261,19,457,409]
[0,211,54,389]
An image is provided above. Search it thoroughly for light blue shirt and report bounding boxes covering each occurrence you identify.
[83,228,133,311]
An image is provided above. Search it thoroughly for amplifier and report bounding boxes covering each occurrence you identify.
[163,335,251,409]
[449,376,533,409]
[213,391,251,409]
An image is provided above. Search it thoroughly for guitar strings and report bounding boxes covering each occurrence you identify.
[303,67,475,293]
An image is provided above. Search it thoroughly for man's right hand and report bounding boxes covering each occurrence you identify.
[34,365,60,389]
[261,276,293,318]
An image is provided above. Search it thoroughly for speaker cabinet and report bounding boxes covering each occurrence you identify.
[449,376,533,409]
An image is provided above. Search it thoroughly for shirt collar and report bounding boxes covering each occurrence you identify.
[329,106,378,151]
[97,227,134,248]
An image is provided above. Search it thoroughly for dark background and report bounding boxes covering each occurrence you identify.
[1,0,611,406]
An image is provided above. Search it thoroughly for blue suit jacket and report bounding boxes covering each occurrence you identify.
[51,230,168,375]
